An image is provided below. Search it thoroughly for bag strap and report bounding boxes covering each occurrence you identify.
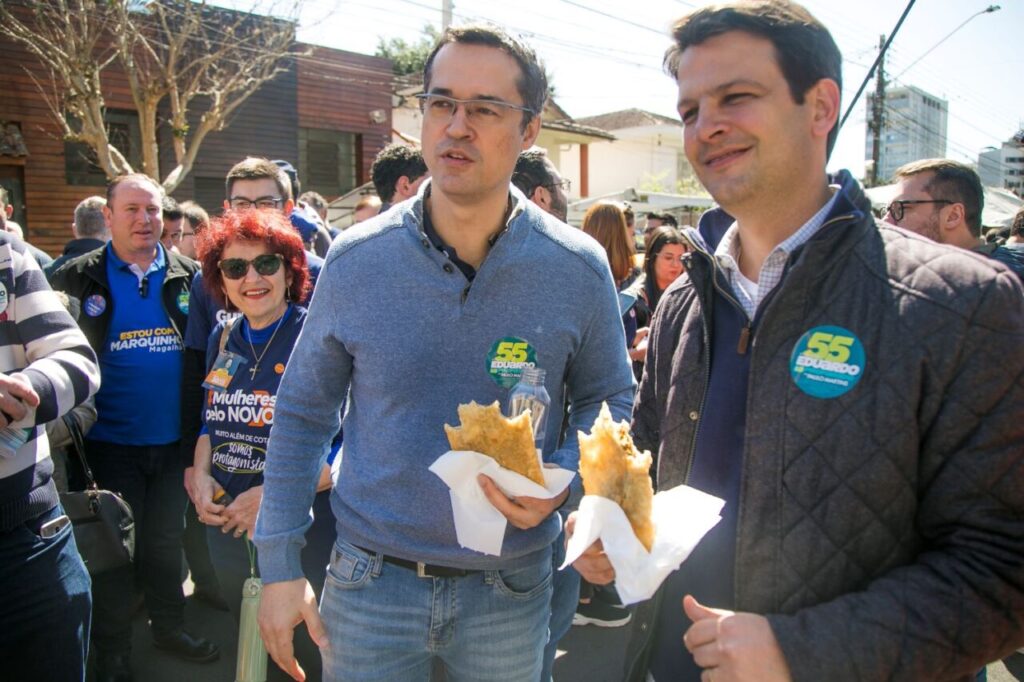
[64,414,98,491]
[218,316,239,355]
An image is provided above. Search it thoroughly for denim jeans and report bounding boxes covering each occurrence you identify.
[0,502,92,681]
[87,439,187,654]
[541,525,580,682]
[320,539,552,682]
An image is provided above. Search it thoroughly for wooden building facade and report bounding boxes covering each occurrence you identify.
[0,28,392,256]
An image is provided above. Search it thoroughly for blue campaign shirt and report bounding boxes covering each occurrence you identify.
[90,243,184,445]
[202,305,341,499]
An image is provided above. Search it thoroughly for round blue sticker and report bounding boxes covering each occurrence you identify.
[789,325,865,399]
[84,294,107,317]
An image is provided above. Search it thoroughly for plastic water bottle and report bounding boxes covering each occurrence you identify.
[508,367,550,454]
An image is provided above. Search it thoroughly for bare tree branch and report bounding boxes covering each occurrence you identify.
[1,0,304,192]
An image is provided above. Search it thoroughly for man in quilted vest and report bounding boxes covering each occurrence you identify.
[571,2,1024,681]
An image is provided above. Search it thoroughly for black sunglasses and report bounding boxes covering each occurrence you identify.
[217,254,284,280]
[884,199,951,222]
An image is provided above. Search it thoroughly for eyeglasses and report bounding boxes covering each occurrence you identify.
[884,199,951,222]
[416,93,537,126]
[229,196,285,210]
[164,231,194,244]
[217,254,284,280]
[544,179,571,193]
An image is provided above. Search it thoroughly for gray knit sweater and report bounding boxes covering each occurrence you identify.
[255,185,636,582]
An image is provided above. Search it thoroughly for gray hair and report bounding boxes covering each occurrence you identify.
[74,196,109,239]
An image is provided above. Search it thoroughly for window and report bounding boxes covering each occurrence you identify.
[299,128,359,198]
[65,109,142,186]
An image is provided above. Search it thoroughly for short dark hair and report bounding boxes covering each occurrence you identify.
[1010,206,1024,238]
[664,0,842,158]
[512,149,556,196]
[106,173,164,206]
[893,159,985,236]
[179,200,210,233]
[225,157,292,202]
[423,24,547,132]
[298,191,328,212]
[162,196,183,220]
[371,144,428,203]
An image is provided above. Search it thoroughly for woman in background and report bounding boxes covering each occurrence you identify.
[631,226,687,374]
[581,202,644,350]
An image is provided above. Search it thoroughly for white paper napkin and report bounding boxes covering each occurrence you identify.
[561,485,724,605]
[429,450,576,556]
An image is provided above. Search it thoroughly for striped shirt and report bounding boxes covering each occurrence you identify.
[0,233,100,530]
[714,186,840,319]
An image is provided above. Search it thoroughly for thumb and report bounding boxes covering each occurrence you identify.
[565,512,577,539]
[303,601,329,649]
[683,594,731,622]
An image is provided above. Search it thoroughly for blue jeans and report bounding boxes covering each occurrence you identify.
[320,540,552,682]
[0,503,92,681]
[541,526,580,682]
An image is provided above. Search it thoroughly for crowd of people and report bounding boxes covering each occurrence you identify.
[1,1,1022,682]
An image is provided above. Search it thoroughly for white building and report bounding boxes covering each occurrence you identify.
[865,85,948,183]
[564,109,697,199]
[978,132,1024,197]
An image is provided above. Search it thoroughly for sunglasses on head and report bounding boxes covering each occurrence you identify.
[217,254,284,280]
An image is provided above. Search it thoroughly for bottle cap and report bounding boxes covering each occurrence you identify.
[519,367,545,384]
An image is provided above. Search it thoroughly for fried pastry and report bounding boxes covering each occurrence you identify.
[579,403,655,551]
[445,401,545,485]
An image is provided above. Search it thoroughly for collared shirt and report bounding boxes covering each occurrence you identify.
[714,186,840,319]
[91,242,183,445]
[421,187,518,282]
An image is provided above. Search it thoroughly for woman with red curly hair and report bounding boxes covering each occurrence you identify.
[188,209,335,680]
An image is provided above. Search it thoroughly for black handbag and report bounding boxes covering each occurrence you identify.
[58,417,135,575]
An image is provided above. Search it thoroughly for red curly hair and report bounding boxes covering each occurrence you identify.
[196,209,310,309]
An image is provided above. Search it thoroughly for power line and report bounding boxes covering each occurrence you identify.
[893,4,1000,81]
[838,0,916,132]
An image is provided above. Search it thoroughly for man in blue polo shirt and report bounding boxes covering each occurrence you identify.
[50,173,217,682]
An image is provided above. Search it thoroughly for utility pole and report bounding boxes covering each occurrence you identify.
[442,0,453,30]
[868,34,887,187]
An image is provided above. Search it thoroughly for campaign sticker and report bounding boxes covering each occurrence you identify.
[177,291,190,314]
[789,325,865,399]
[486,336,537,388]
[84,294,107,317]
[274,363,285,375]
[0,282,8,315]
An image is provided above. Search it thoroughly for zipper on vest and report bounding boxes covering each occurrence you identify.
[737,325,751,355]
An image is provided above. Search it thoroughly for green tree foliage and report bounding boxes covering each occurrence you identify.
[375,25,440,78]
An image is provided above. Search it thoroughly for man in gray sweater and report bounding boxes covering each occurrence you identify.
[254,25,635,682]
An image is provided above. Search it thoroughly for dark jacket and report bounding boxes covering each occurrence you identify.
[625,173,1024,681]
[48,244,199,353]
[44,237,107,280]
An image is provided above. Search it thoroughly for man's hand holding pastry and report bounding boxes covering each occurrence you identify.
[478,474,568,529]
[566,512,616,584]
